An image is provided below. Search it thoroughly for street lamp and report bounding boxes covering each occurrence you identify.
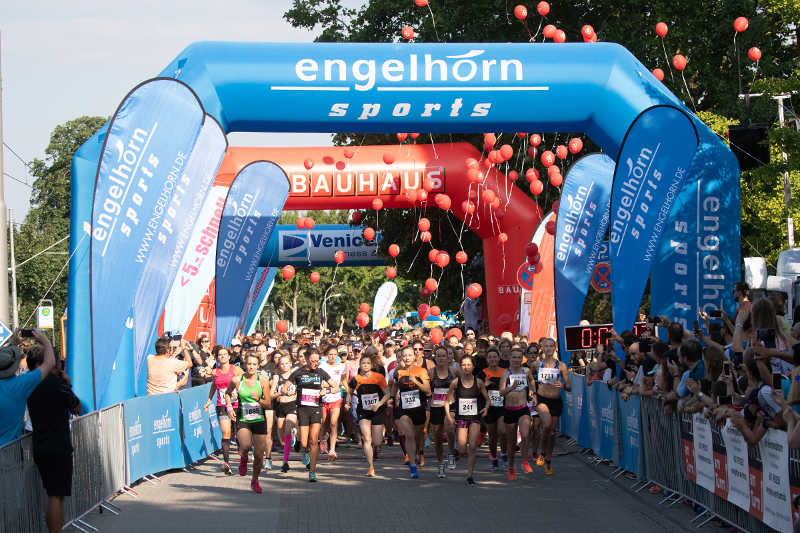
[321,284,341,331]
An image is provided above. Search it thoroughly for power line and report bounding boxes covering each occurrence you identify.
[3,171,32,189]
[2,141,32,169]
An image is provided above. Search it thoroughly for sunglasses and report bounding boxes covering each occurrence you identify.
[414,347,424,351]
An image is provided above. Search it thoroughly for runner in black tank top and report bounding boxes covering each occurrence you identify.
[445,356,489,485]
[428,347,457,478]
[534,338,571,476]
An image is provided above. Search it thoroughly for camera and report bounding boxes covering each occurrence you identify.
[717,395,732,406]
[709,309,722,318]
[693,319,701,336]
[21,329,36,338]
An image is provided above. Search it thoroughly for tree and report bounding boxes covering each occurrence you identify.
[12,117,106,350]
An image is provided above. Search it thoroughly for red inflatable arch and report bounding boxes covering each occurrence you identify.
[215,142,543,334]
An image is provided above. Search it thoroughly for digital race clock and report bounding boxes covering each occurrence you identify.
[563,322,648,351]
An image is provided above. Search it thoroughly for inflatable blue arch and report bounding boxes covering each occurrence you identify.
[69,42,740,409]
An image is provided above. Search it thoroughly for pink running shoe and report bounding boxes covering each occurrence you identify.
[250,479,262,493]
[238,455,247,476]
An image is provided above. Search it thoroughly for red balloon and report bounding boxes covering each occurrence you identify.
[734,17,748,33]
[406,188,419,203]
[543,24,557,38]
[530,179,544,196]
[672,54,687,71]
[547,165,560,179]
[310,271,321,283]
[552,200,560,214]
[388,243,400,257]
[554,30,566,43]
[425,278,438,292]
[461,200,476,214]
[483,132,497,146]
[465,157,479,169]
[655,22,668,38]
[418,189,428,202]
[428,248,439,263]
[550,173,563,187]
[508,170,519,181]
[421,287,432,298]
[481,189,497,204]
[304,217,315,230]
[363,227,376,241]
[304,158,314,170]
[530,133,542,146]
[409,133,420,139]
[466,167,482,183]
[491,197,501,210]
[386,266,397,279]
[418,218,431,232]
[281,265,295,280]
[343,147,355,159]
[555,144,568,159]
[383,152,396,165]
[418,303,431,320]
[525,168,539,182]
[500,144,514,160]
[351,211,362,224]
[435,194,452,211]
[545,220,556,235]
[435,251,450,268]
[541,150,555,167]
[568,137,583,154]
[498,232,509,244]
[513,4,528,20]
[430,305,441,317]
[276,320,288,333]
[748,47,762,61]
[396,132,408,142]
[357,312,369,328]
[652,68,665,81]
[334,250,346,264]
[456,251,468,264]
[430,327,444,344]
[360,302,370,314]
[414,0,428,6]
[372,198,384,211]
[401,25,415,40]
[537,1,550,15]
[296,216,306,229]
[420,231,432,242]
[534,261,544,273]
[466,283,483,299]
[581,25,595,39]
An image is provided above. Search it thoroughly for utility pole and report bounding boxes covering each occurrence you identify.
[775,94,794,247]
[8,208,17,328]
[0,33,9,326]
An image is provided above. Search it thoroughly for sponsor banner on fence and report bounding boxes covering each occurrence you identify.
[618,394,640,475]
[692,412,716,492]
[596,383,619,463]
[553,153,614,363]
[123,392,184,483]
[215,162,289,346]
[680,412,697,483]
[711,422,729,500]
[609,105,698,343]
[748,436,765,521]
[178,384,219,464]
[559,372,584,441]
[760,428,792,532]
[91,78,206,407]
[722,420,750,511]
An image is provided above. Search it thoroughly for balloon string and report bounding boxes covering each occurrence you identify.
[406,239,423,273]
[460,264,466,301]
[306,228,311,265]
[734,33,742,98]
[660,38,675,85]
[750,60,759,88]
[428,134,438,160]
[426,4,441,42]
[531,18,544,41]
[681,72,697,113]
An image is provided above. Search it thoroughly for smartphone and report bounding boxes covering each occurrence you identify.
[693,320,701,335]
[773,374,784,389]
[172,334,183,341]
[21,329,35,338]
[709,309,722,318]
[723,361,732,376]
[717,396,732,405]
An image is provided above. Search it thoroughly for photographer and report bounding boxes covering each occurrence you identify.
[26,338,81,533]
[0,329,55,446]
[146,336,193,395]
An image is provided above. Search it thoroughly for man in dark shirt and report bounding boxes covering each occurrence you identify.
[26,344,81,533]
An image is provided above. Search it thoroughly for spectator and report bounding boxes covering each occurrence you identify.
[146,336,192,395]
[26,343,81,533]
[676,339,706,399]
[0,330,55,446]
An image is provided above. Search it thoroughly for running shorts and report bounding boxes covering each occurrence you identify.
[538,396,563,417]
[503,405,530,425]
[483,406,504,424]
[238,420,268,435]
[400,408,426,426]
[275,401,297,418]
[297,405,322,426]
[358,408,386,426]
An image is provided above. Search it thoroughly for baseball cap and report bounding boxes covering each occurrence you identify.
[352,341,364,352]
[0,346,24,379]
[230,338,242,347]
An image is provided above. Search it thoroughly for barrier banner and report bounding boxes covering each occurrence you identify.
[577,381,593,449]
[132,117,228,391]
[553,154,614,363]
[595,383,618,463]
[90,79,206,406]
[123,393,184,482]
[791,451,800,527]
[238,267,275,335]
[609,105,698,344]
[618,393,640,475]
[215,161,289,346]
[207,401,223,451]
[748,439,765,521]
[650,128,741,328]
[372,282,398,330]
[178,385,218,464]
[760,429,792,532]
[692,412,715,492]
[711,423,729,500]
[245,268,276,335]
[163,184,230,337]
[263,224,383,267]
[559,373,584,440]
[722,420,750,511]
[584,381,602,453]
[680,412,696,483]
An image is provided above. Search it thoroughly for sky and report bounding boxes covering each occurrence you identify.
[1,0,363,221]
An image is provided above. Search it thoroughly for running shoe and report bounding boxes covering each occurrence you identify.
[409,464,419,479]
[545,461,553,476]
[438,462,446,479]
[418,452,425,467]
[403,454,410,465]
[301,451,310,466]
[467,476,476,486]
[291,429,298,451]
[366,467,375,477]
[536,454,545,467]
[508,467,516,481]
[309,472,317,482]
[238,456,248,476]
[281,462,290,473]
[522,460,533,474]
[264,458,273,471]
[251,479,262,494]
[491,458,499,472]
[328,450,338,462]
[501,454,509,469]
[447,453,456,470]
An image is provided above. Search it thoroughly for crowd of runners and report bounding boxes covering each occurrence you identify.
[199,327,570,491]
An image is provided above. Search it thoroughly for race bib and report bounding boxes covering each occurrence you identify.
[401,390,421,409]
[301,388,321,407]
[538,367,560,385]
[458,398,478,416]
[361,393,379,410]
[488,389,503,407]
[509,373,527,392]
[527,401,538,416]
[431,387,449,407]
[241,402,262,421]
